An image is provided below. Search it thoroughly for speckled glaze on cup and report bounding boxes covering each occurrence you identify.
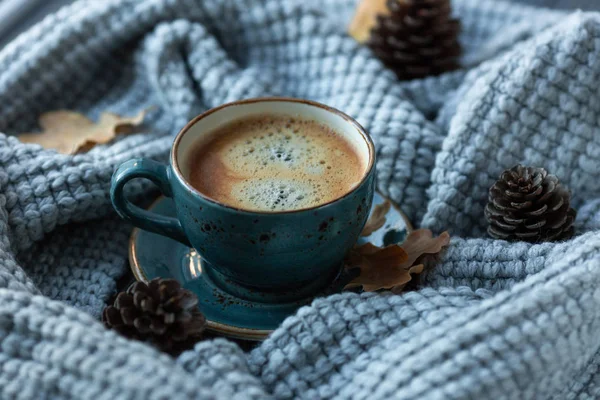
[111,98,376,302]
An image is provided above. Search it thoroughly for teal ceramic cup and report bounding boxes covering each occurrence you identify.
[111,98,376,302]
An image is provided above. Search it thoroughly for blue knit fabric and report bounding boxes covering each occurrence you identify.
[1,0,600,398]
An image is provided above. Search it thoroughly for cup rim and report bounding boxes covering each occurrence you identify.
[171,97,376,215]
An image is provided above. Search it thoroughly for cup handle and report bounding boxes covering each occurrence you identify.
[110,159,191,247]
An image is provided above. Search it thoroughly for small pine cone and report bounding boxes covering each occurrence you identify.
[367,0,461,80]
[485,165,576,243]
[103,278,206,355]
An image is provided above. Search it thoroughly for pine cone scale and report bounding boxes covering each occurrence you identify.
[434,23,460,36]
[548,211,569,229]
[391,52,421,62]
[178,311,192,323]
[511,200,534,210]
[115,292,133,308]
[120,307,137,325]
[150,318,167,334]
[420,47,442,57]
[139,295,156,312]
[488,225,511,239]
[493,218,518,231]
[171,325,188,341]
[548,194,565,211]
[526,203,547,216]
[403,16,425,28]
[163,313,176,324]
[410,35,435,46]
[134,317,152,334]
[524,219,545,230]
[502,215,525,224]
[515,230,539,239]
[490,196,515,211]
[103,306,123,326]
[531,173,544,187]
[186,316,206,333]
[180,294,199,309]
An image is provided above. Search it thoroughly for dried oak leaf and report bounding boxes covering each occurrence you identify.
[18,109,148,154]
[348,0,389,43]
[345,229,450,292]
[361,200,391,236]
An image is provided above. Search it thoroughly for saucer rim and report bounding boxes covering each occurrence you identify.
[128,191,412,340]
[129,228,273,341]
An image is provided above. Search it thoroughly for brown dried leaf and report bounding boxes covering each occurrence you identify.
[18,109,148,154]
[348,0,390,43]
[391,264,424,294]
[400,229,450,268]
[361,200,391,236]
[345,229,450,292]
[345,243,409,292]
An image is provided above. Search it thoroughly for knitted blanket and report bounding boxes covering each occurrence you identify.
[1,0,600,398]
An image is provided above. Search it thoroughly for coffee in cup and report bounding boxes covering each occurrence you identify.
[187,114,367,212]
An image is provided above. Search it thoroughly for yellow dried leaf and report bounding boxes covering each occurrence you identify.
[18,109,148,154]
[361,200,391,236]
[345,229,450,292]
[348,0,390,43]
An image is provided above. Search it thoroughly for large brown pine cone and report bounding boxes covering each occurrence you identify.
[102,278,206,355]
[367,0,461,80]
[484,165,576,243]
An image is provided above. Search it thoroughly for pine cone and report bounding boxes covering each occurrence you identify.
[367,0,461,80]
[102,278,206,355]
[485,165,576,243]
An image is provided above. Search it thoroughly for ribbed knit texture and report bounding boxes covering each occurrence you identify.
[1,0,600,398]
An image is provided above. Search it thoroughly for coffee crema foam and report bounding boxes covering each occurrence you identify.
[188,115,366,212]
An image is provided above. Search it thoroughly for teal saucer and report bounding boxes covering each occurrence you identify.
[129,192,411,340]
